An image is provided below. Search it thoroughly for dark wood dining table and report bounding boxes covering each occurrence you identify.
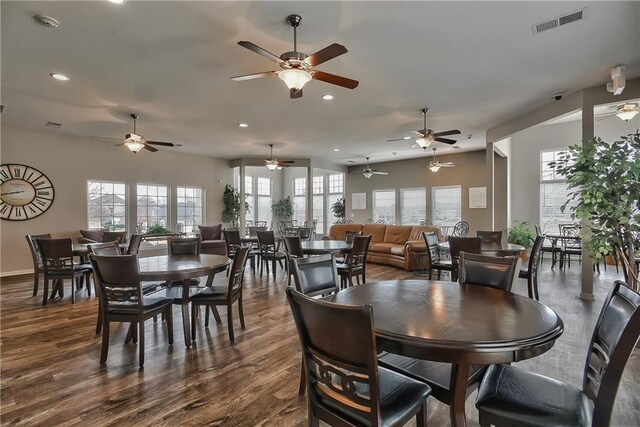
[328,280,564,427]
[438,241,525,255]
[138,254,230,348]
[301,240,351,255]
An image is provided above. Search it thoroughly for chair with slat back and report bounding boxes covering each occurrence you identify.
[283,236,305,286]
[344,230,363,245]
[290,254,341,396]
[419,219,433,226]
[248,226,267,237]
[561,224,582,270]
[476,230,502,245]
[190,246,250,342]
[89,254,173,367]
[519,235,545,300]
[451,221,469,237]
[458,252,520,292]
[447,237,481,281]
[337,235,371,288]
[37,238,92,305]
[298,227,313,242]
[126,234,143,255]
[167,236,202,288]
[103,231,127,244]
[25,233,51,296]
[89,242,123,334]
[422,231,453,280]
[256,230,286,279]
[476,281,640,427]
[286,288,431,426]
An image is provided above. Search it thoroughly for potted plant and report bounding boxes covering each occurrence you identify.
[508,221,536,259]
[221,184,250,230]
[550,132,639,290]
[272,196,294,225]
[331,197,346,221]
[144,224,171,235]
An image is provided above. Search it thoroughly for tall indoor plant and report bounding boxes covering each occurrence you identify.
[508,221,536,253]
[331,197,346,221]
[550,132,640,289]
[272,196,294,224]
[221,184,250,229]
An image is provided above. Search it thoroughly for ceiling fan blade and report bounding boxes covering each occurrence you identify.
[279,160,295,164]
[305,43,348,67]
[146,141,177,147]
[409,130,425,136]
[237,41,284,64]
[290,88,303,99]
[433,129,461,137]
[143,144,159,152]
[434,137,457,144]
[387,138,412,142]
[312,71,359,89]
[110,143,125,147]
[372,171,388,175]
[92,136,123,141]
[231,70,278,81]
[442,164,456,168]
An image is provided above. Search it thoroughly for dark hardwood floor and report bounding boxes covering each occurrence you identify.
[1,259,639,426]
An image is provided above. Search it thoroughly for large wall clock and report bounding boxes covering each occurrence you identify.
[0,164,55,221]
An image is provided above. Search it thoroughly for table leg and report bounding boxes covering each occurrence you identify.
[181,278,191,348]
[449,363,469,427]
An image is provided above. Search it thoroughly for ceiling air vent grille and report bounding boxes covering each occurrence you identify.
[533,8,586,35]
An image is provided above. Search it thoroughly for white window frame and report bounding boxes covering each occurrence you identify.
[256,177,272,225]
[136,183,169,233]
[400,187,427,225]
[87,180,128,231]
[326,173,345,228]
[176,186,205,233]
[431,185,462,226]
[293,177,307,225]
[372,189,396,224]
[539,149,574,234]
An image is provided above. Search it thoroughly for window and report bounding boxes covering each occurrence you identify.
[327,173,345,227]
[400,188,426,225]
[244,176,254,223]
[328,174,344,193]
[176,187,204,233]
[313,176,325,234]
[293,177,306,224]
[373,190,396,224]
[313,176,324,195]
[137,184,168,233]
[432,186,461,226]
[540,149,574,234]
[256,177,272,225]
[87,181,127,231]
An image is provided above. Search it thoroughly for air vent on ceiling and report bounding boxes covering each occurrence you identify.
[46,121,62,128]
[532,8,585,35]
[347,160,356,164]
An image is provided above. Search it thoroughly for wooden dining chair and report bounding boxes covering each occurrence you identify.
[476,230,503,245]
[476,281,640,427]
[458,252,521,292]
[282,236,305,286]
[126,234,143,255]
[451,221,469,237]
[103,231,127,244]
[422,231,453,280]
[290,254,340,395]
[25,233,51,296]
[224,229,257,275]
[447,236,481,281]
[167,236,202,287]
[519,235,545,300]
[37,238,93,305]
[190,246,250,342]
[89,254,174,368]
[286,287,431,426]
[89,242,123,334]
[256,230,286,279]
[337,235,371,288]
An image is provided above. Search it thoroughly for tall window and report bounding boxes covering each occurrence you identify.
[87,181,127,231]
[313,176,324,234]
[432,186,461,226]
[373,190,396,224]
[244,176,254,224]
[256,177,272,225]
[293,177,307,224]
[327,173,345,227]
[176,187,204,233]
[137,184,168,233]
[400,188,426,225]
[540,149,574,234]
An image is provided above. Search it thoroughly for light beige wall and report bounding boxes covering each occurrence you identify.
[0,126,233,275]
[345,150,491,234]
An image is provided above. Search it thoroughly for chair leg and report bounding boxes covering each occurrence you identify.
[42,277,49,306]
[138,320,145,368]
[71,279,75,304]
[527,275,534,299]
[238,296,246,329]
[191,304,197,341]
[356,275,360,285]
[166,305,174,345]
[415,402,428,427]
[96,304,103,334]
[260,259,264,277]
[100,321,110,364]
[211,306,222,324]
[533,275,540,301]
[227,304,235,342]
[298,357,306,396]
[32,271,39,296]
[204,305,210,327]
[272,259,277,279]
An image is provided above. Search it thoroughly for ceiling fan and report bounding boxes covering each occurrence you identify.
[363,157,388,179]
[388,108,461,149]
[92,114,181,153]
[231,14,359,99]
[428,148,455,172]
[264,144,295,170]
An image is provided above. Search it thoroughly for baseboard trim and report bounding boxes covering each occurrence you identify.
[1,269,34,278]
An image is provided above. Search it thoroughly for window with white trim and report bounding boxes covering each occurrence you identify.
[244,176,254,224]
[87,181,127,231]
[432,186,461,226]
[256,177,272,225]
[373,190,396,224]
[137,184,168,233]
[327,173,345,227]
[176,187,204,233]
[313,176,324,234]
[293,177,306,225]
[400,188,426,225]
[540,149,574,234]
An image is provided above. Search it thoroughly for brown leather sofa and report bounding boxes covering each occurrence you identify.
[196,224,226,256]
[77,230,127,244]
[325,224,444,271]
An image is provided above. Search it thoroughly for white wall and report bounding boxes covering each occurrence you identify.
[0,126,233,275]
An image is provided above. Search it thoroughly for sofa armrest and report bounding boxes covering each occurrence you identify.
[405,240,427,254]
[77,237,98,244]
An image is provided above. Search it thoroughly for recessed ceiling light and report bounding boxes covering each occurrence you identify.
[322,94,334,101]
[238,123,248,128]
[108,0,125,4]
[333,148,340,152]
[50,73,70,81]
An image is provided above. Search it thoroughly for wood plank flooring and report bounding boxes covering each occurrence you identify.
[1,260,639,426]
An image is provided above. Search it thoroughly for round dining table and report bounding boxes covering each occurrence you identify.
[301,240,351,255]
[138,254,230,348]
[328,280,564,427]
[438,241,525,255]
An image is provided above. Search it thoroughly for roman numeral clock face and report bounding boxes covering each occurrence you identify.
[0,164,55,221]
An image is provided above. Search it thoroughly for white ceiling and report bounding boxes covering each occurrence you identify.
[2,1,639,166]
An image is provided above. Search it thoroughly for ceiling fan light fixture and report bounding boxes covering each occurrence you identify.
[429,164,441,173]
[125,141,144,153]
[363,171,373,179]
[278,68,312,92]
[266,162,278,171]
[616,103,640,121]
